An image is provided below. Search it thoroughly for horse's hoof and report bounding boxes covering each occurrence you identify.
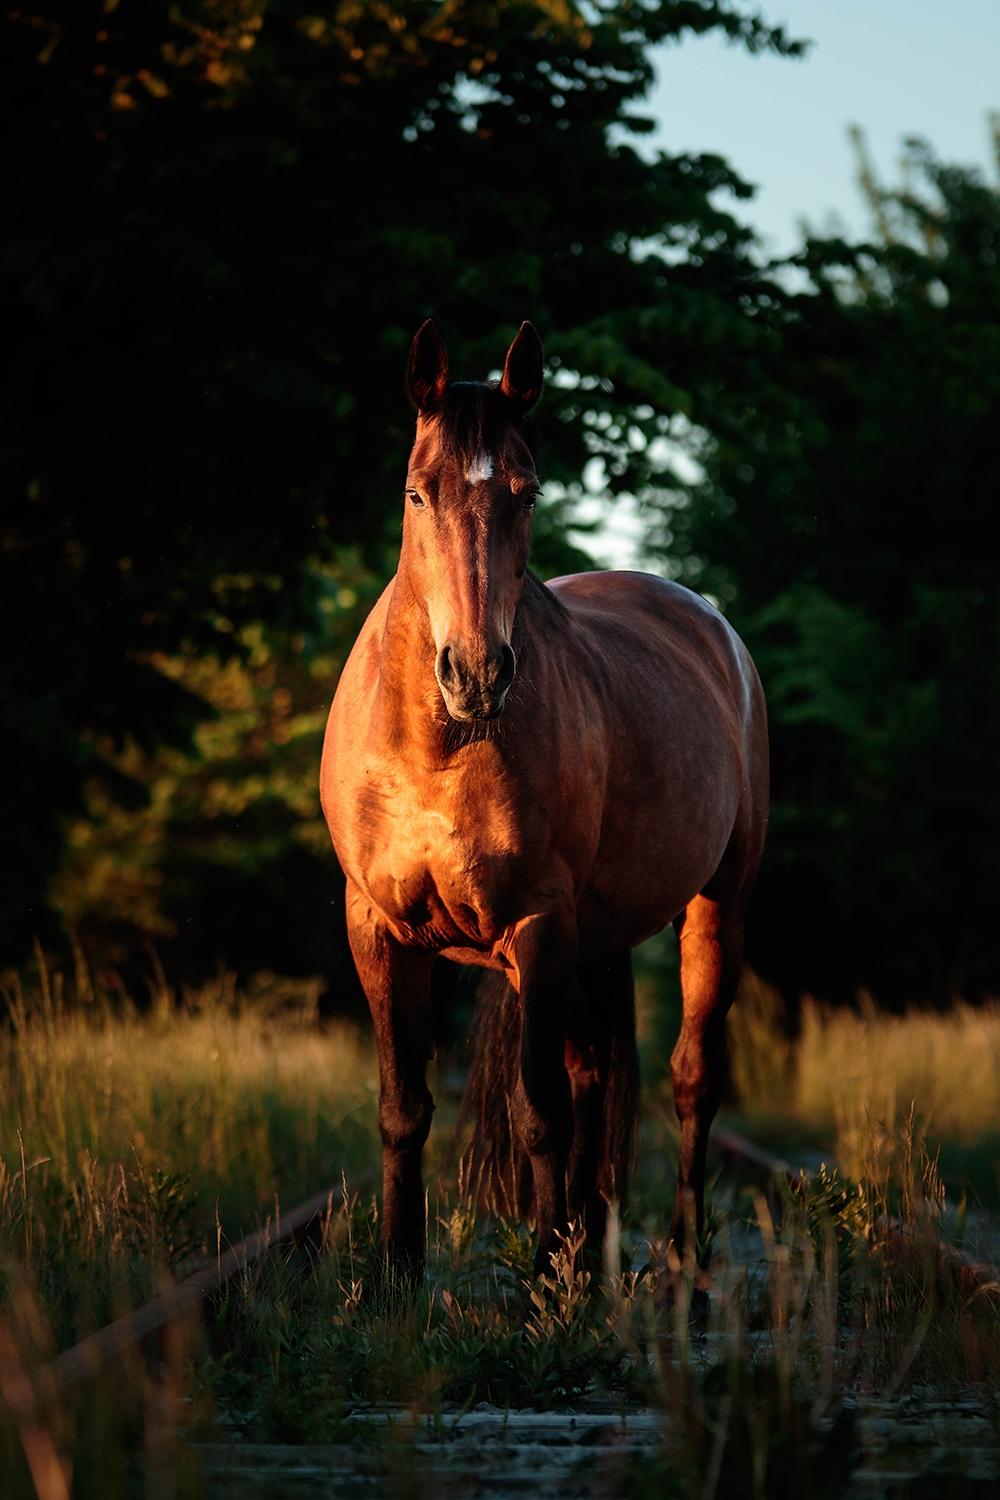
[655,1253,713,1329]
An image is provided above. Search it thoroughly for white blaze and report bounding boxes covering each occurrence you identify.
[465,453,494,485]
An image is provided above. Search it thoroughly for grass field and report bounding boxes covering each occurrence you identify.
[725,974,1000,1209]
[1,962,998,1498]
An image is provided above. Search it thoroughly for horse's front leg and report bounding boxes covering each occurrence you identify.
[510,914,577,1279]
[346,884,434,1281]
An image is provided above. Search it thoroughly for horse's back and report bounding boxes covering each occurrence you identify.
[545,570,768,930]
[549,570,748,674]
[549,570,761,737]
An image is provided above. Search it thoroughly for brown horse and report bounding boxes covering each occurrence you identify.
[320,320,768,1279]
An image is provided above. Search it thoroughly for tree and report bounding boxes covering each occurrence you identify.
[1,2,802,972]
[671,132,1000,1002]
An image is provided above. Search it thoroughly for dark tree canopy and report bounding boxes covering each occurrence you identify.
[4,4,997,1008]
[0,1,801,971]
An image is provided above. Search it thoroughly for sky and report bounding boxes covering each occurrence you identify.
[577,1,1000,567]
[648,0,1000,255]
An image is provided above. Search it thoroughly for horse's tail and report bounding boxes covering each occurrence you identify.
[458,951,640,1220]
[458,970,531,1216]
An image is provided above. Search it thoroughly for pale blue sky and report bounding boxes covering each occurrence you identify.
[576,3,1000,567]
[649,0,1000,254]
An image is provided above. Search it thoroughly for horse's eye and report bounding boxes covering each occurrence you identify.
[406,489,425,509]
[522,491,539,513]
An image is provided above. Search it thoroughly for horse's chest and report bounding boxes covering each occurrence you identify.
[355,776,531,951]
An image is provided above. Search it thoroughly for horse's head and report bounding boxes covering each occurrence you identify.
[401,319,543,722]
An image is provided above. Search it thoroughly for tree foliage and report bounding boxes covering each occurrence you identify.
[1,1,801,972]
[4,5,996,1006]
[671,136,1000,1001]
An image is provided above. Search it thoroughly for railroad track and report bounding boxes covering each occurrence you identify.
[4,1125,996,1426]
[713,1124,1000,1296]
[2,1187,336,1432]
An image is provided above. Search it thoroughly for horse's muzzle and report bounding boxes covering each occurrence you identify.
[435,641,516,721]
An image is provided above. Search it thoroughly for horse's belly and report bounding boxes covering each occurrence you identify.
[575,876,695,958]
[578,753,744,954]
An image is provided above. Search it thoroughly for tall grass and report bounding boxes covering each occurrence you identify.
[0,964,378,1354]
[1,964,998,1498]
[728,977,1000,1184]
[10,1117,996,1498]
[1,965,378,1201]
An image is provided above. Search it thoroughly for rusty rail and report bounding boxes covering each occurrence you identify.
[5,1186,334,1424]
[710,1123,999,1296]
[713,1124,809,1192]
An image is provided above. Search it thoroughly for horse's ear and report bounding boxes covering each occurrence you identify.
[406,319,449,413]
[499,321,543,412]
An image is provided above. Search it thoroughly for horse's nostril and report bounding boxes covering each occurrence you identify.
[437,641,513,708]
[436,643,456,687]
[497,644,516,691]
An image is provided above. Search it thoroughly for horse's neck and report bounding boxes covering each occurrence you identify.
[375,569,449,755]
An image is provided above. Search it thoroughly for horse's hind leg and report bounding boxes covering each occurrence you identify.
[669,889,746,1262]
[565,1027,603,1241]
